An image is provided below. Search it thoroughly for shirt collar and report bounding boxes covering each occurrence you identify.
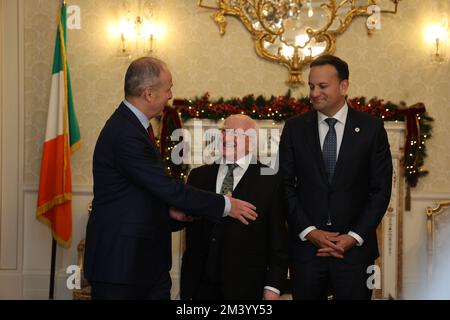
[222,153,253,171]
[123,99,150,129]
[318,101,348,125]
[235,153,253,171]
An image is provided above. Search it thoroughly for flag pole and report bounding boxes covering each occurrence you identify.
[48,0,63,300]
[40,0,79,299]
[49,238,57,299]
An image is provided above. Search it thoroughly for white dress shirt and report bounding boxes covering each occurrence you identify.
[215,154,252,194]
[299,102,364,246]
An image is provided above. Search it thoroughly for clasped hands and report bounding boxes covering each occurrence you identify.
[169,192,257,225]
[306,229,357,259]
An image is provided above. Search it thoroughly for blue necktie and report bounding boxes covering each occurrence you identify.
[322,118,338,183]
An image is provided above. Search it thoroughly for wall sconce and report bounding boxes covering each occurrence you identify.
[198,0,401,87]
[113,0,165,58]
[424,17,449,64]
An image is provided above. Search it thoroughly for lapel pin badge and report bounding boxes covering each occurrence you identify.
[355,127,360,133]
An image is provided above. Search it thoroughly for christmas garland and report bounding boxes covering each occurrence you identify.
[169,91,433,188]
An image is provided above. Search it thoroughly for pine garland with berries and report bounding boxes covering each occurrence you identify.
[174,91,433,188]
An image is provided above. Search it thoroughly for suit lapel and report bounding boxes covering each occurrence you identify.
[232,162,259,198]
[332,107,358,185]
[207,164,220,192]
[117,103,160,153]
[305,112,328,183]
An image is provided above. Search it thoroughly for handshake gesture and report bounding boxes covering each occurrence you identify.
[170,192,257,225]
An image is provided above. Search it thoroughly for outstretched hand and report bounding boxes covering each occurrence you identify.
[169,207,193,222]
[226,192,257,225]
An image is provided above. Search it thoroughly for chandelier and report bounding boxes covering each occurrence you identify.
[198,0,401,87]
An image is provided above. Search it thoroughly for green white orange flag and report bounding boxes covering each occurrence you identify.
[36,2,80,248]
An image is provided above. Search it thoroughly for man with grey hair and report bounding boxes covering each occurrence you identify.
[84,57,258,300]
[179,114,288,300]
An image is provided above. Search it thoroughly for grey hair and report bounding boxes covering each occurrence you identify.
[124,56,167,98]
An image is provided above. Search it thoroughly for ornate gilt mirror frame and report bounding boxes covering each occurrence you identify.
[426,200,450,280]
[198,0,401,87]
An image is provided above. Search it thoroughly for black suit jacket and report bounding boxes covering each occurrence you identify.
[180,162,288,300]
[279,107,392,264]
[84,103,225,285]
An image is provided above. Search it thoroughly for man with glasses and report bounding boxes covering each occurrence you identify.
[179,114,288,300]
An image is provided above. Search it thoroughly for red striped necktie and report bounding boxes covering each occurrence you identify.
[147,123,157,148]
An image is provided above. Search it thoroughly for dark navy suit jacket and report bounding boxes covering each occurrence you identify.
[279,106,393,265]
[180,162,288,299]
[84,103,224,285]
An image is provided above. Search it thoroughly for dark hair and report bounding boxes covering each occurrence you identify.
[124,57,167,97]
[310,55,349,81]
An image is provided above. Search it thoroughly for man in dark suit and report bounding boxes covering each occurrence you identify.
[179,115,288,300]
[84,57,258,300]
[279,55,393,300]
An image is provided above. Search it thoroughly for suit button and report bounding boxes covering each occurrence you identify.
[212,238,216,242]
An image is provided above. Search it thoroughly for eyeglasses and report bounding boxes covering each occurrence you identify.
[220,128,250,137]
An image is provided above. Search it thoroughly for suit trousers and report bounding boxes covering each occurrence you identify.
[90,271,171,300]
[290,256,373,300]
[192,276,223,300]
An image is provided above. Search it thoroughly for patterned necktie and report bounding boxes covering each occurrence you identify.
[220,163,238,195]
[322,118,338,183]
[147,123,157,148]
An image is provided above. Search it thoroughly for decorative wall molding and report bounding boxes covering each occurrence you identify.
[411,192,450,201]
[16,190,94,299]
[0,0,24,271]
[22,270,71,300]
[0,272,23,299]
[23,184,93,195]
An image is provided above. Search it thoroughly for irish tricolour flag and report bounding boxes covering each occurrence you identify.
[36,2,80,248]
